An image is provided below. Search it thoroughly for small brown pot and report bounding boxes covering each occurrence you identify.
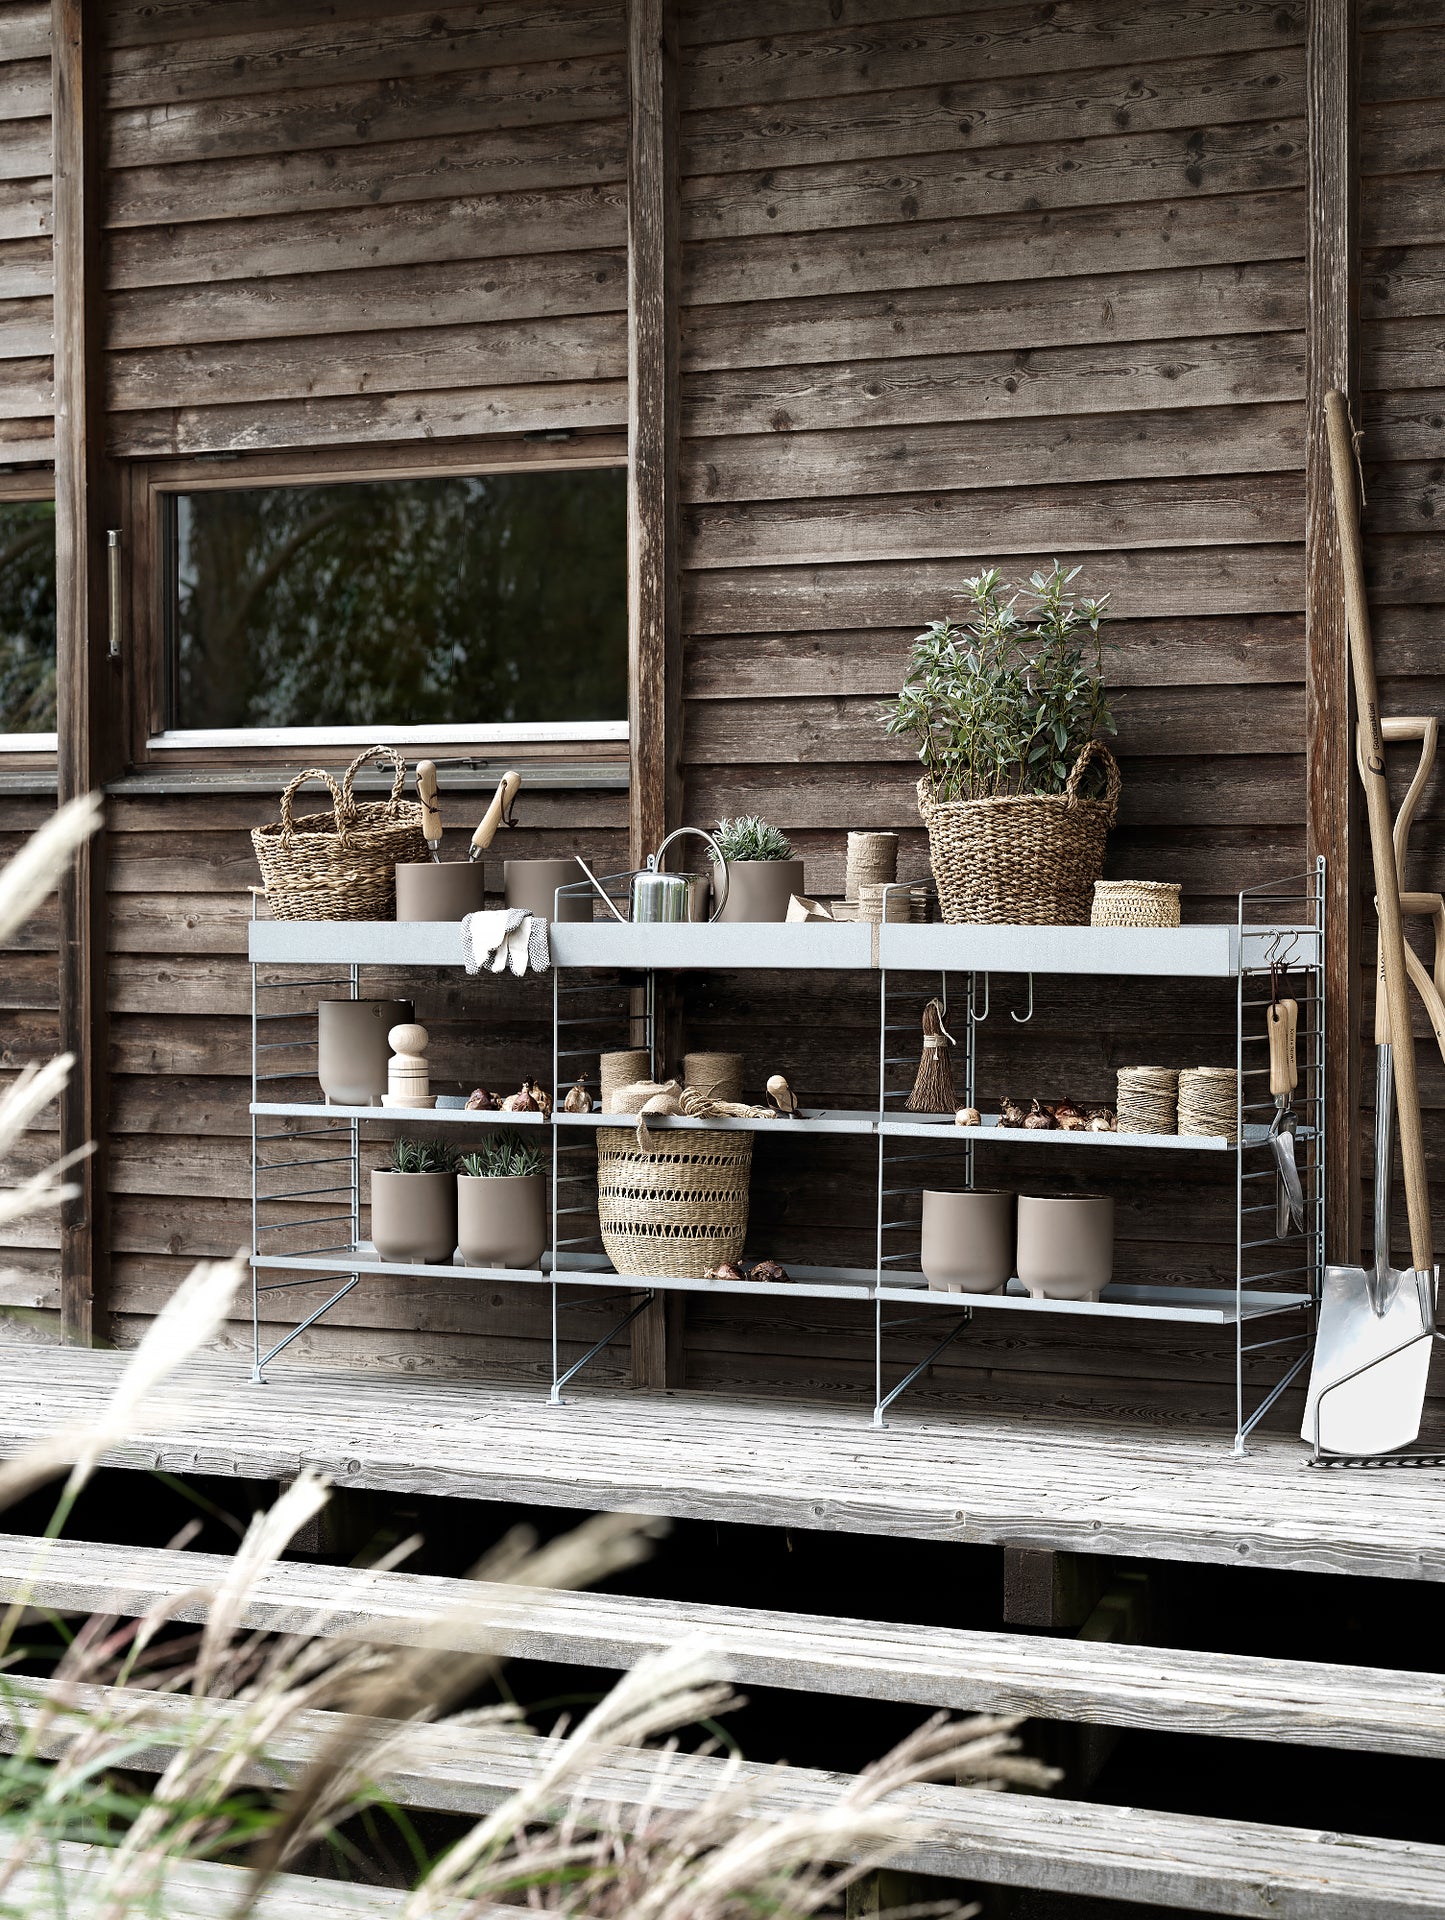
[317,999,413,1106]
[921,1189,1014,1294]
[370,1170,457,1265]
[1016,1193,1114,1302]
[395,861,485,921]
[457,1174,546,1270]
[715,858,805,923]
[504,858,593,922]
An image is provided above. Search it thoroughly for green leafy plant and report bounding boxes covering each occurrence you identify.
[881,562,1114,804]
[713,816,794,862]
[458,1136,543,1179]
[388,1137,454,1175]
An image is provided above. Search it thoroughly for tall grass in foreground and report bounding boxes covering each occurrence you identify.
[0,799,1056,1916]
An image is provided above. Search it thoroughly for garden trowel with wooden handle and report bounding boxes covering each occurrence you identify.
[468,770,520,863]
[1301,391,1439,1458]
[416,760,442,862]
[1267,992,1304,1239]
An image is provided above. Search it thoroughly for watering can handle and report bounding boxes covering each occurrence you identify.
[652,827,729,921]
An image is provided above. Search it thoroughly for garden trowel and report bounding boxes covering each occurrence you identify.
[1301,391,1440,1458]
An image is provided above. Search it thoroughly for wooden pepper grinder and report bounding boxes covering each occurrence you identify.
[386,1022,434,1109]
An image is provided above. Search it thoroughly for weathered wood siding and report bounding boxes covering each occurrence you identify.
[101,0,628,455]
[0,1,51,464]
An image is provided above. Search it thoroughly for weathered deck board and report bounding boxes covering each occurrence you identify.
[1,1348,1443,1582]
[15,1842,409,1917]
[3,1531,1442,1756]
[7,1678,1445,1918]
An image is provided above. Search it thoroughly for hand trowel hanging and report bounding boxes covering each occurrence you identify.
[1301,392,1443,1462]
[1266,972,1304,1239]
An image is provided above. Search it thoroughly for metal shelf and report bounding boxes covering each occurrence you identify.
[874,1276,1312,1325]
[556,1107,875,1137]
[879,921,1319,979]
[881,1112,1233,1151]
[253,1101,546,1127]
[253,1247,549,1285]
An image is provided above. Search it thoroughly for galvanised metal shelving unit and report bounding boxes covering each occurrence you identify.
[247,861,1325,1449]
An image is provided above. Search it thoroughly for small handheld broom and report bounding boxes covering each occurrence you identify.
[906,998,957,1113]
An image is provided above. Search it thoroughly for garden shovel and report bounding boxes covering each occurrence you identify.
[1301,392,1439,1457]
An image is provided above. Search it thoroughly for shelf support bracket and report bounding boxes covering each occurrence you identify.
[252,1273,361,1384]
[874,1309,971,1428]
[551,1290,657,1406]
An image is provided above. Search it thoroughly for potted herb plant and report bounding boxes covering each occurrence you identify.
[456,1134,547,1269]
[881,562,1120,925]
[370,1137,457,1264]
[711,815,804,922]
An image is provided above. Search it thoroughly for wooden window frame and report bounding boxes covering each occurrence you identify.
[0,466,59,761]
[123,431,630,773]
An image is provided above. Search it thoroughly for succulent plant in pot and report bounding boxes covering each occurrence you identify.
[711,815,804,923]
[880,562,1121,925]
[370,1136,457,1265]
[456,1134,547,1270]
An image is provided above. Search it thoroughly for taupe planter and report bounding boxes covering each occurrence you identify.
[317,999,413,1106]
[921,1188,1013,1294]
[370,1169,457,1265]
[505,858,592,922]
[395,861,485,921]
[1016,1193,1114,1302]
[714,858,805,923]
[457,1173,546,1270]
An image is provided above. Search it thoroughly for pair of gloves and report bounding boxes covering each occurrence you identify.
[460,909,551,977]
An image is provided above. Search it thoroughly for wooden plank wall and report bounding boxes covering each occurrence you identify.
[673,0,1314,1423]
[0,0,51,465]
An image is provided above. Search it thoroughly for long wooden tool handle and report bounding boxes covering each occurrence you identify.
[416,759,442,845]
[1326,389,1434,1273]
[1268,998,1299,1096]
[470,770,521,855]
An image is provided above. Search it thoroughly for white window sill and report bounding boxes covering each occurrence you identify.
[0,734,57,751]
[147,722,628,750]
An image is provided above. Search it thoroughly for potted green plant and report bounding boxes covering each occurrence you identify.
[711,815,804,922]
[370,1137,457,1264]
[456,1134,547,1269]
[881,562,1120,925]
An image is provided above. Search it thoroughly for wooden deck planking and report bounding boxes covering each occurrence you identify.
[14,1842,411,1917]
[1,1348,1444,1582]
[3,1532,1443,1756]
[6,1679,1445,1918]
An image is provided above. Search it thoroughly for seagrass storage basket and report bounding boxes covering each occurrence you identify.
[252,745,428,922]
[1091,879,1181,929]
[918,741,1121,926]
[596,1126,752,1279]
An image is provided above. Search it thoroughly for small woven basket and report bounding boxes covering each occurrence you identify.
[1091,880,1181,929]
[918,742,1121,926]
[252,746,427,922]
[597,1126,752,1279]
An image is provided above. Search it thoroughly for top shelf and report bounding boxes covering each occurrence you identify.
[249,918,1320,979]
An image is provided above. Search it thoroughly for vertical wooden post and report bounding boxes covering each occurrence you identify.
[1305,0,1360,1265]
[52,0,115,1344]
[626,0,684,1389]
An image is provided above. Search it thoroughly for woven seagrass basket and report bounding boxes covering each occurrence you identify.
[918,741,1121,926]
[597,1126,753,1279]
[1091,879,1182,929]
[252,745,428,922]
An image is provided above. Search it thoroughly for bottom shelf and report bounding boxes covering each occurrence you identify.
[252,1250,1310,1325]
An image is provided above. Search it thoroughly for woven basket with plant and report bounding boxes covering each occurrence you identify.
[596,1126,752,1280]
[884,564,1121,926]
[252,744,428,922]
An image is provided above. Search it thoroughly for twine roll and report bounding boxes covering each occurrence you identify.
[1178,1067,1237,1144]
[856,882,929,924]
[1116,1065,1179,1136]
[846,831,898,901]
[684,1051,744,1102]
[601,1049,651,1111]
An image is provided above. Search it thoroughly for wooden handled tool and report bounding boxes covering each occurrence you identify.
[469,770,521,862]
[1326,389,1434,1277]
[416,760,442,859]
[1355,716,1445,1066]
[1268,996,1299,1099]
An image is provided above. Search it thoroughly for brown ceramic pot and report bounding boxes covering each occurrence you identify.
[369,1169,457,1265]
[920,1188,1014,1294]
[457,1174,546,1270]
[504,858,593,922]
[395,861,486,921]
[1016,1193,1114,1302]
[317,999,413,1106]
[714,858,805,923]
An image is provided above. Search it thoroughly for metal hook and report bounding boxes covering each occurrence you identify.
[969,972,990,1023]
[1010,973,1035,1024]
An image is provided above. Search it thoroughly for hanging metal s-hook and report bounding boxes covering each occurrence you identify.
[969,971,990,1023]
[1010,973,1035,1024]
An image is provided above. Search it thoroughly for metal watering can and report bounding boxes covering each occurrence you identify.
[578,827,729,923]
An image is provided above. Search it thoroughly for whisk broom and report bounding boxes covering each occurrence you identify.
[906,998,957,1113]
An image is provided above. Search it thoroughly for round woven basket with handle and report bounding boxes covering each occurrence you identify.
[252,744,428,922]
[597,1126,752,1279]
[918,741,1122,926]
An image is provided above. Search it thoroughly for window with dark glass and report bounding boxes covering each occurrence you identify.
[165,469,628,733]
[0,499,57,735]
